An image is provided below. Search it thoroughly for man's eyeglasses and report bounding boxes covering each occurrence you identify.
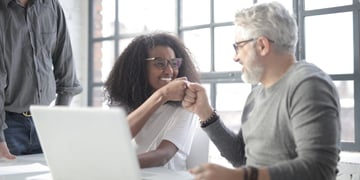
[233,38,274,53]
[145,57,183,70]
[233,38,255,52]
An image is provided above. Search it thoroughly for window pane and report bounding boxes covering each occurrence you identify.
[334,81,355,142]
[181,0,210,27]
[92,0,115,38]
[305,0,352,10]
[183,29,211,72]
[92,86,105,107]
[118,38,134,57]
[93,41,115,83]
[118,0,176,34]
[216,83,251,112]
[257,0,293,13]
[305,12,353,74]
[214,0,253,23]
[216,83,251,132]
[214,26,239,72]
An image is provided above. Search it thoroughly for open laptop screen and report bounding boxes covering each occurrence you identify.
[30,106,141,180]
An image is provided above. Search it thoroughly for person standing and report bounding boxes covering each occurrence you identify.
[0,0,82,159]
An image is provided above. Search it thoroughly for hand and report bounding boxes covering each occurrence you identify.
[158,77,188,102]
[182,83,213,120]
[190,163,242,180]
[0,142,16,160]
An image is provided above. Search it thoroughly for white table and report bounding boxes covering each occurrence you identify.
[0,154,194,180]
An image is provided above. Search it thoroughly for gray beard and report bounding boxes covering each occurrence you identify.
[241,50,263,85]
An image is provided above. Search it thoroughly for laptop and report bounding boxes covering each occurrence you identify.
[30,105,142,180]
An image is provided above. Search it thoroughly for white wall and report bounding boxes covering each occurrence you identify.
[58,0,88,106]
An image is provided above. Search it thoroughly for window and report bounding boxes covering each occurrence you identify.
[89,0,360,157]
[88,0,178,106]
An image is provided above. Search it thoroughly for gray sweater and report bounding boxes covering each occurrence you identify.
[204,61,341,180]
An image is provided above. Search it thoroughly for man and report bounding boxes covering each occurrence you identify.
[0,0,82,159]
[182,2,341,180]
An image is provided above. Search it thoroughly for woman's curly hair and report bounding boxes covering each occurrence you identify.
[104,32,200,112]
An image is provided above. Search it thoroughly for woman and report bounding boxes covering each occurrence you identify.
[104,32,200,170]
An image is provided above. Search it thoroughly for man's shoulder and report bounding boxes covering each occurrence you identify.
[286,61,335,92]
[289,61,330,80]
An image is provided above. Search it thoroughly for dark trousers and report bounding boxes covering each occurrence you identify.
[4,111,42,155]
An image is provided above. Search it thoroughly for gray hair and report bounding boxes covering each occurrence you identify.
[235,2,298,54]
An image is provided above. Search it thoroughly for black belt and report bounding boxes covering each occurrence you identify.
[6,111,32,117]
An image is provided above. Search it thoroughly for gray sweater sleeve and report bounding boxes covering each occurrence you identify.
[203,120,246,167]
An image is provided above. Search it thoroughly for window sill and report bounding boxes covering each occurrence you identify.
[340,151,360,164]
[338,152,360,178]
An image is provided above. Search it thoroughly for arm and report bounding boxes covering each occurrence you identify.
[127,77,188,137]
[136,105,195,169]
[138,140,178,168]
[203,120,246,167]
[183,83,246,166]
[0,42,6,144]
[0,142,15,160]
[0,33,15,160]
[53,1,82,105]
[183,83,267,179]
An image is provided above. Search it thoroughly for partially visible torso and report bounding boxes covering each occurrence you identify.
[134,104,196,170]
[0,0,59,112]
[241,61,339,166]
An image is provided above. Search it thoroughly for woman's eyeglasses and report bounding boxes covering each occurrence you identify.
[145,57,183,70]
